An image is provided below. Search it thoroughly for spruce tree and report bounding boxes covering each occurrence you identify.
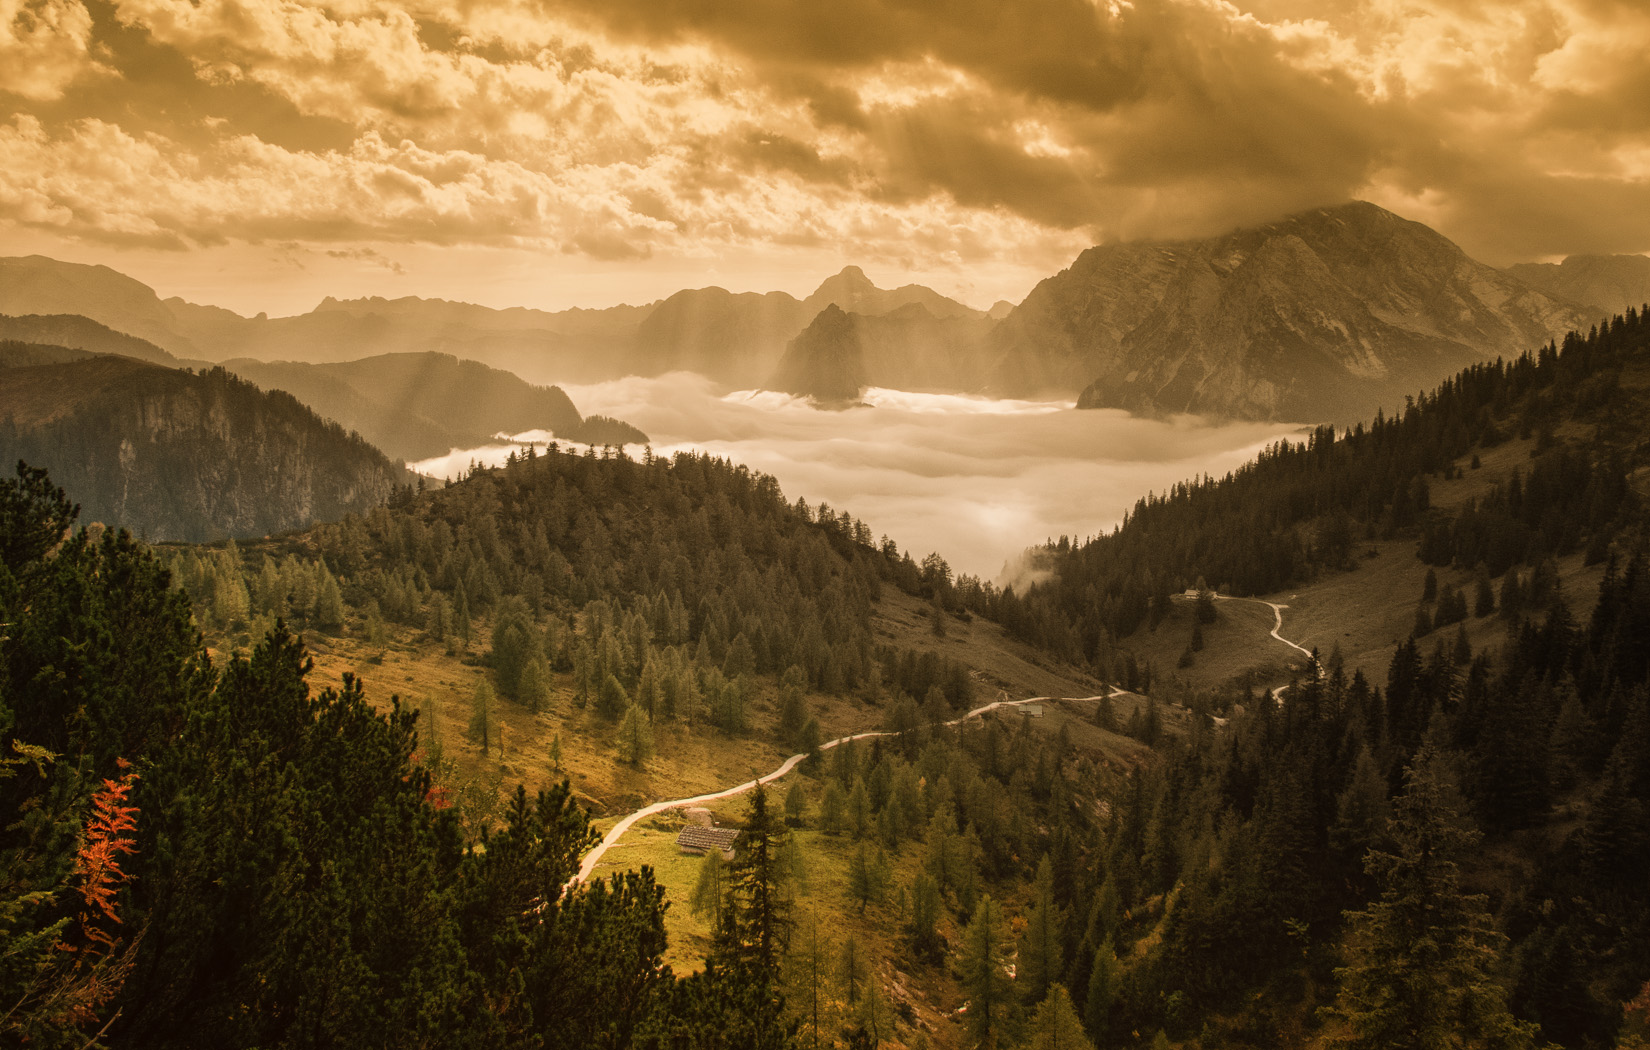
[1326,744,1540,1050]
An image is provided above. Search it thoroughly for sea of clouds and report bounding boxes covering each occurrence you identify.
[412,373,1300,586]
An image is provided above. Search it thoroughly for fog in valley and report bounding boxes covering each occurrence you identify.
[412,374,1299,583]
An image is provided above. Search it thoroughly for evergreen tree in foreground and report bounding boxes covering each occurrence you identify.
[1326,742,1541,1050]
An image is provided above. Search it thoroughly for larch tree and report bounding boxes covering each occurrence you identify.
[1020,854,1066,1008]
[467,677,495,755]
[1030,984,1097,1050]
[957,894,1014,1049]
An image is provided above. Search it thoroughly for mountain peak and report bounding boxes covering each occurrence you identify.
[809,266,877,301]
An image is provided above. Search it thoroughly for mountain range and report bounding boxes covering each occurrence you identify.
[4,203,1644,424]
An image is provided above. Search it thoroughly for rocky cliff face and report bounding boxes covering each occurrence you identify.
[994,201,1595,421]
[0,352,415,541]
[1508,254,1650,316]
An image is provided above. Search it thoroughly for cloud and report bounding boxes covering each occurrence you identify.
[3,0,1649,281]
[0,0,105,100]
[413,373,1297,581]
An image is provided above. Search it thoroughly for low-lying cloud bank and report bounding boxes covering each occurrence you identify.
[412,375,1298,584]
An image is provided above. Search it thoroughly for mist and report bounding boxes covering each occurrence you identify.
[411,374,1300,584]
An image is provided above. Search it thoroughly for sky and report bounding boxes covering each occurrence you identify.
[5,0,1650,316]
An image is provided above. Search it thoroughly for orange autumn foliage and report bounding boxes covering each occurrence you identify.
[72,764,140,954]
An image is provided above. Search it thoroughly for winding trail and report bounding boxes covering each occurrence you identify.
[573,690,1115,884]
[576,595,1317,884]
[1205,593,1318,699]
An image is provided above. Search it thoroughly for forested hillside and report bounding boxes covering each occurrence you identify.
[987,307,1649,672]
[0,463,829,1047]
[2,441,1100,1049]
[171,442,976,738]
[924,306,1650,1048]
[0,348,416,541]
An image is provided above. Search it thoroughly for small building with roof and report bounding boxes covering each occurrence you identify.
[677,825,740,860]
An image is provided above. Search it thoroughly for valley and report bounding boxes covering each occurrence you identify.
[4,215,1650,1050]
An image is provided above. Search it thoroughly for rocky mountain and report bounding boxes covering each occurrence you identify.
[992,201,1596,421]
[220,352,647,461]
[801,265,984,321]
[768,303,996,402]
[0,347,417,541]
[1507,254,1650,315]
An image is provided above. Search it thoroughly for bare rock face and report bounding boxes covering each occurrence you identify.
[993,201,1597,422]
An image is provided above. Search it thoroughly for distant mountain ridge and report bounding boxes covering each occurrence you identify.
[0,313,190,367]
[220,352,648,461]
[1,207,1624,422]
[0,345,417,541]
[1507,254,1650,315]
[0,255,988,388]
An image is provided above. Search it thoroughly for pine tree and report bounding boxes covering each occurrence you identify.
[783,781,807,827]
[786,908,835,1050]
[519,653,551,714]
[778,666,808,740]
[721,783,793,975]
[908,872,944,961]
[957,894,1014,1049]
[598,672,629,720]
[837,932,868,1005]
[846,844,884,912]
[1326,744,1540,1050]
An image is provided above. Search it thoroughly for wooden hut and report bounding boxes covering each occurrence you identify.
[677,825,740,860]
